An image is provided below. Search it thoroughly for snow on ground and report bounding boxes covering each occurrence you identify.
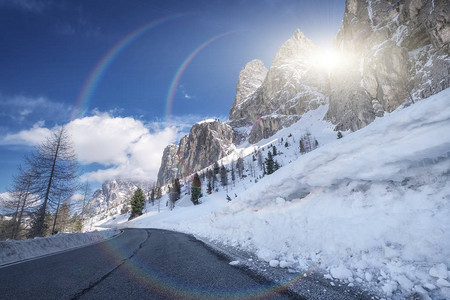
[0,229,119,266]
[102,88,450,299]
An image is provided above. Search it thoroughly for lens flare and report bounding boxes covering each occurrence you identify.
[72,14,185,121]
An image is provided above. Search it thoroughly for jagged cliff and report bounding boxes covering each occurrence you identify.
[326,0,449,131]
[157,120,234,186]
[229,29,329,143]
[156,145,181,187]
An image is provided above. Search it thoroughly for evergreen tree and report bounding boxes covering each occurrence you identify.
[300,140,306,154]
[272,145,277,156]
[236,157,244,178]
[231,164,235,184]
[129,188,145,220]
[220,165,228,187]
[172,178,181,199]
[191,173,202,205]
[150,188,155,205]
[156,186,162,199]
[337,131,343,139]
[207,181,212,194]
[265,152,274,175]
[213,161,220,175]
[257,151,263,170]
[285,141,289,148]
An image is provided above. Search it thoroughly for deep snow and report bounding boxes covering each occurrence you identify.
[100,88,450,299]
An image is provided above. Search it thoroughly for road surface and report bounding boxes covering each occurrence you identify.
[0,228,298,299]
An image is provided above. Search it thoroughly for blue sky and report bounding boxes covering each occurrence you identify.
[0,0,345,192]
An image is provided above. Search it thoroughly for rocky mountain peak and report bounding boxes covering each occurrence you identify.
[271,28,318,67]
[229,59,267,120]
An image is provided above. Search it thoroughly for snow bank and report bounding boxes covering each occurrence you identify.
[116,88,449,299]
[0,229,119,266]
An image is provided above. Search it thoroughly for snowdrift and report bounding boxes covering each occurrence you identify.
[0,229,119,266]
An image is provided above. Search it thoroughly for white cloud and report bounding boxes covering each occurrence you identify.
[67,113,177,183]
[0,122,52,146]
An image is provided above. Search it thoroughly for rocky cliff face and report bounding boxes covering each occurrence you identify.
[156,144,181,187]
[229,29,329,143]
[326,0,450,131]
[177,120,234,176]
[229,59,268,121]
[156,120,234,186]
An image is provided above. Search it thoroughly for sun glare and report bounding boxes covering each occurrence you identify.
[312,48,349,74]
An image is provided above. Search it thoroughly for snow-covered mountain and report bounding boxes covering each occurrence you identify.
[157,0,449,184]
[85,180,151,223]
[107,88,450,300]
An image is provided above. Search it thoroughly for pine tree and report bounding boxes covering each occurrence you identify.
[213,161,220,175]
[220,165,228,187]
[257,151,263,170]
[129,188,145,220]
[236,156,244,178]
[231,164,235,184]
[150,188,155,205]
[207,181,212,194]
[272,145,277,156]
[265,152,274,175]
[300,140,306,154]
[191,173,202,205]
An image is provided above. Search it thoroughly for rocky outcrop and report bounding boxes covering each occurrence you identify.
[156,120,234,184]
[229,29,328,142]
[156,144,181,187]
[326,0,450,131]
[229,59,268,120]
[248,115,299,144]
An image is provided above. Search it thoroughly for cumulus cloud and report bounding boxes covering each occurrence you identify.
[67,113,177,182]
[0,122,52,146]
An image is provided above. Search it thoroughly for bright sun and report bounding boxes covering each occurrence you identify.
[312,48,349,74]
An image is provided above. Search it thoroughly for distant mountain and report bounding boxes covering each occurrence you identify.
[85,180,152,222]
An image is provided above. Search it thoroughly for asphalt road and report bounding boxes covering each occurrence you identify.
[0,228,298,300]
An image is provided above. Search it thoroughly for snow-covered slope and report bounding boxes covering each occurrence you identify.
[103,88,450,299]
